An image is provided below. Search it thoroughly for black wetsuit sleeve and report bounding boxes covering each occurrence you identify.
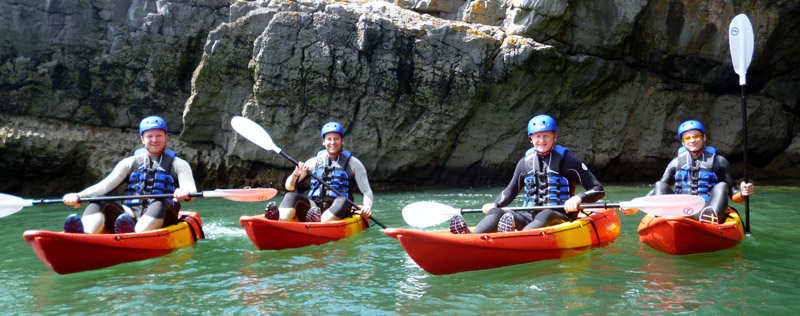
[492,158,527,207]
[656,158,680,187]
[715,155,740,197]
[561,152,605,203]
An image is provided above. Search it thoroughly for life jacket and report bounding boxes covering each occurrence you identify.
[522,145,573,207]
[308,149,354,202]
[123,148,178,206]
[674,146,719,201]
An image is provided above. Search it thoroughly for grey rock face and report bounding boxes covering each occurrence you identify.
[1,0,799,195]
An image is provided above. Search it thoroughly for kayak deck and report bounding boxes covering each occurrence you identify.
[385,208,620,275]
[239,214,368,250]
[638,208,744,255]
[23,211,204,274]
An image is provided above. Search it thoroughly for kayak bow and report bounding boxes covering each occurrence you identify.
[638,208,745,255]
[23,211,204,274]
[385,208,620,275]
[239,214,368,250]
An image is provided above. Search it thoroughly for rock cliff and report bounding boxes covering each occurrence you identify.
[1,0,798,196]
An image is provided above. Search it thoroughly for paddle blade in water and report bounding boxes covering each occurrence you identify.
[402,201,461,227]
[231,116,281,153]
[729,14,755,85]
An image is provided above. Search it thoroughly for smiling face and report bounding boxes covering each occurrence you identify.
[680,129,706,156]
[141,129,168,157]
[529,130,556,155]
[322,132,343,157]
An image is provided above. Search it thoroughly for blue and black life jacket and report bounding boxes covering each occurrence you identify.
[123,148,178,206]
[522,145,573,207]
[674,146,719,201]
[308,150,354,202]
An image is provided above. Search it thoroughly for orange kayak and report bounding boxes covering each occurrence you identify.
[638,208,745,255]
[239,214,369,250]
[23,211,204,274]
[385,208,620,275]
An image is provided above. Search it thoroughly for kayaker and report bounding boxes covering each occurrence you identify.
[61,115,197,234]
[272,121,373,222]
[450,114,605,234]
[623,120,755,223]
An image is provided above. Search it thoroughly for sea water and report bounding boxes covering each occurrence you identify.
[1,184,798,315]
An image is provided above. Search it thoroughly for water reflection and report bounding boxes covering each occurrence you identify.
[229,231,389,312]
[633,247,746,312]
[27,244,202,313]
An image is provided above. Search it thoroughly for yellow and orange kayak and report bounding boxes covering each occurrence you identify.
[23,211,204,274]
[239,215,368,250]
[385,208,620,275]
[638,208,744,255]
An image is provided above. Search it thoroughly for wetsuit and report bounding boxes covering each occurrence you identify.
[653,146,740,223]
[77,149,196,233]
[473,146,605,233]
[281,150,372,222]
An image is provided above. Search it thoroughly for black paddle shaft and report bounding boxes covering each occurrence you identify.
[32,193,204,205]
[458,203,622,214]
[278,151,387,229]
[741,86,751,234]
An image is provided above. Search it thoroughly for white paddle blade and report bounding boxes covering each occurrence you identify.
[402,201,460,227]
[231,116,281,153]
[203,188,278,202]
[729,13,755,85]
[621,194,706,217]
[0,193,33,218]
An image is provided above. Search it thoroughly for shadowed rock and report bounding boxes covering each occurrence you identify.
[1,0,798,195]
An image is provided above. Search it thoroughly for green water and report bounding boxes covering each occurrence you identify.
[1,185,798,315]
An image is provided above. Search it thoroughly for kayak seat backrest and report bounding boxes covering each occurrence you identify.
[179,214,205,241]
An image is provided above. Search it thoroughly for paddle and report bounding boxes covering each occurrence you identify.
[0,188,278,219]
[729,13,755,235]
[231,116,387,229]
[401,195,706,228]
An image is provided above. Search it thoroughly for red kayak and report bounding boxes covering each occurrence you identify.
[637,208,745,255]
[385,208,620,275]
[239,214,369,250]
[23,211,204,274]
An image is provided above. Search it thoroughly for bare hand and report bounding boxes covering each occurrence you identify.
[294,162,309,176]
[62,193,82,208]
[173,188,192,202]
[564,196,582,213]
[740,182,754,196]
[358,205,372,218]
[482,203,496,214]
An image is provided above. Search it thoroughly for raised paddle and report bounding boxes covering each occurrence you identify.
[729,13,755,235]
[230,116,387,229]
[401,195,706,227]
[0,188,278,218]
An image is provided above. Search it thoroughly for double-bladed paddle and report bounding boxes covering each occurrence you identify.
[0,188,278,218]
[401,195,706,228]
[729,13,755,235]
[230,116,387,229]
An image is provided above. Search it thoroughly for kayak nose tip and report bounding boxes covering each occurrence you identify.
[383,227,402,240]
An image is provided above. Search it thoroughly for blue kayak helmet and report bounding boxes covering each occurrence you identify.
[677,120,705,138]
[139,116,167,135]
[321,121,344,138]
[527,115,557,135]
